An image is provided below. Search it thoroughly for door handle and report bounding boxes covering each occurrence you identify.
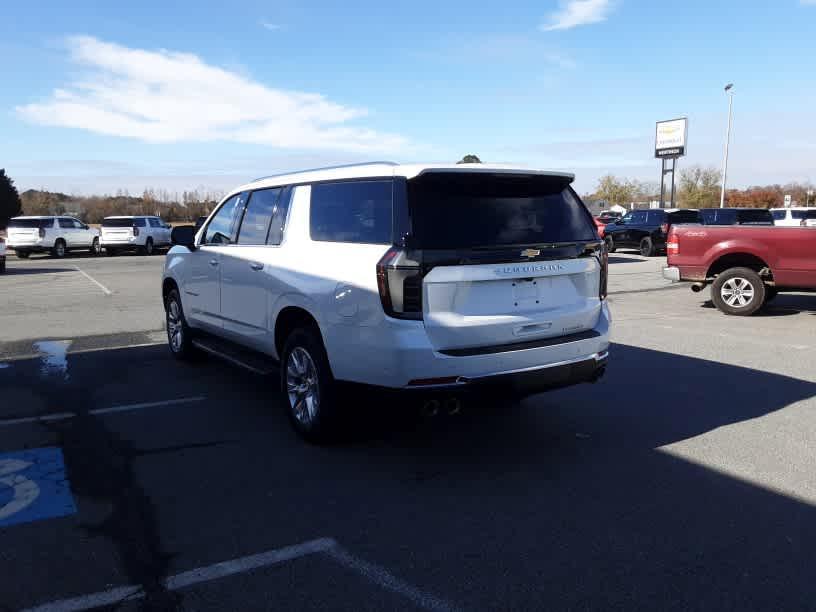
[209,259,219,267]
[250,263,264,271]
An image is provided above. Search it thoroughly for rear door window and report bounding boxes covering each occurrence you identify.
[406,173,596,249]
[630,211,648,224]
[771,210,786,221]
[646,210,666,224]
[310,180,393,244]
[148,218,162,228]
[792,210,807,220]
[238,188,280,245]
[133,218,147,227]
[58,218,74,229]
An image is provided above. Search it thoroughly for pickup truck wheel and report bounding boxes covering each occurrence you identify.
[604,235,616,253]
[639,237,655,257]
[712,268,766,316]
[52,239,66,258]
[281,327,339,443]
[165,289,197,360]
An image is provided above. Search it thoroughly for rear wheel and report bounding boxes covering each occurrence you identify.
[711,268,766,316]
[604,235,616,253]
[52,239,66,258]
[16,251,30,259]
[639,237,655,257]
[106,248,118,256]
[280,327,339,443]
[0,257,5,273]
[90,237,101,256]
[141,238,154,256]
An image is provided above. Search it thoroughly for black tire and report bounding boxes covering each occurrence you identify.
[711,267,766,316]
[16,250,30,259]
[105,248,118,256]
[639,237,655,257]
[90,237,101,256]
[280,326,339,443]
[165,289,197,360]
[604,235,616,253]
[764,288,779,303]
[0,257,5,273]
[141,238,154,256]
[52,239,67,258]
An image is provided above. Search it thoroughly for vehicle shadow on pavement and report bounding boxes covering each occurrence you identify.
[700,294,816,316]
[2,343,816,611]
[608,256,649,264]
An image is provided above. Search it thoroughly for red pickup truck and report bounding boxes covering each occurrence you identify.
[663,225,816,315]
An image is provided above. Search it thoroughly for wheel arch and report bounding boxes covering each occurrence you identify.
[706,252,773,281]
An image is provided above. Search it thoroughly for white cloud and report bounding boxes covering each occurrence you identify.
[540,0,613,32]
[260,21,282,31]
[16,36,408,154]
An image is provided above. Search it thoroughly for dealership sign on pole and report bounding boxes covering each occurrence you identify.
[655,118,688,158]
[654,118,688,208]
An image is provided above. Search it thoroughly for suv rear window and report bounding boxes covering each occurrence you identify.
[9,218,52,228]
[102,218,135,227]
[310,180,393,244]
[667,210,701,224]
[406,173,596,249]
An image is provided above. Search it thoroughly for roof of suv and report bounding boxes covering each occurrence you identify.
[235,162,576,196]
[103,215,156,219]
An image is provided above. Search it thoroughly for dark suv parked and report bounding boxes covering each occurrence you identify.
[699,208,774,226]
[603,208,700,257]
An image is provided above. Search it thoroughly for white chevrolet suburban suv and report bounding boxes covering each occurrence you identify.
[162,163,610,441]
[7,216,101,258]
[101,216,172,255]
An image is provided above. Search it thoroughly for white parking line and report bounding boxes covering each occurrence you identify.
[21,537,461,612]
[0,396,207,428]
[21,538,337,612]
[72,265,112,296]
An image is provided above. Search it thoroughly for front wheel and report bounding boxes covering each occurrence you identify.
[711,268,766,316]
[52,240,66,258]
[165,289,197,360]
[280,327,339,443]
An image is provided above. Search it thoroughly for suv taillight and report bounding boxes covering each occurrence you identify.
[133,226,140,236]
[39,228,46,239]
[377,248,423,320]
[660,223,669,235]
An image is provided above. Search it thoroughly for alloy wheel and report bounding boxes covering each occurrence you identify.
[286,347,320,426]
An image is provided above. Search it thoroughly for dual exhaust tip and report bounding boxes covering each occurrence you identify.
[421,397,462,417]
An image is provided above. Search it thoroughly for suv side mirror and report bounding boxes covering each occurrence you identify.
[171,225,197,250]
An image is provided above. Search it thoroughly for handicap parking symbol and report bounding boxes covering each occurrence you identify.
[0,447,76,528]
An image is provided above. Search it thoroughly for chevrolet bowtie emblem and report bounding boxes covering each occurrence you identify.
[520,248,541,258]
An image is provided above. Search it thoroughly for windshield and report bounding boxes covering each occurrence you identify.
[406,173,596,249]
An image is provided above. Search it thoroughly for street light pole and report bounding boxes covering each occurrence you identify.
[719,84,734,209]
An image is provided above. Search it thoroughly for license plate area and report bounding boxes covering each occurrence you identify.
[511,278,552,308]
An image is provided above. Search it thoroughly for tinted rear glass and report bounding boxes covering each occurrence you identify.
[805,210,816,219]
[9,218,52,228]
[737,210,774,224]
[102,218,135,227]
[406,173,595,249]
[668,210,701,224]
[310,180,393,244]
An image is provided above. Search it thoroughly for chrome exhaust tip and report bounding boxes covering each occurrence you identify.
[421,399,440,417]
[691,282,706,293]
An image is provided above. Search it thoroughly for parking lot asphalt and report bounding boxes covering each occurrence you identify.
[2,250,816,611]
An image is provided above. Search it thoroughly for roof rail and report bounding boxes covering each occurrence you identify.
[251,161,399,183]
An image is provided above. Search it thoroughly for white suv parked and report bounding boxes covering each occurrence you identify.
[101,216,172,255]
[162,163,611,441]
[771,207,816,227]
[7,216,101,258]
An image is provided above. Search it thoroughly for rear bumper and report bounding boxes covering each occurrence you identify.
[9,244,50,253]
[662,266,681,282]
[326,301,612,391]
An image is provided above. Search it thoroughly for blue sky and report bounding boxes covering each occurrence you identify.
[1,0,815,196]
